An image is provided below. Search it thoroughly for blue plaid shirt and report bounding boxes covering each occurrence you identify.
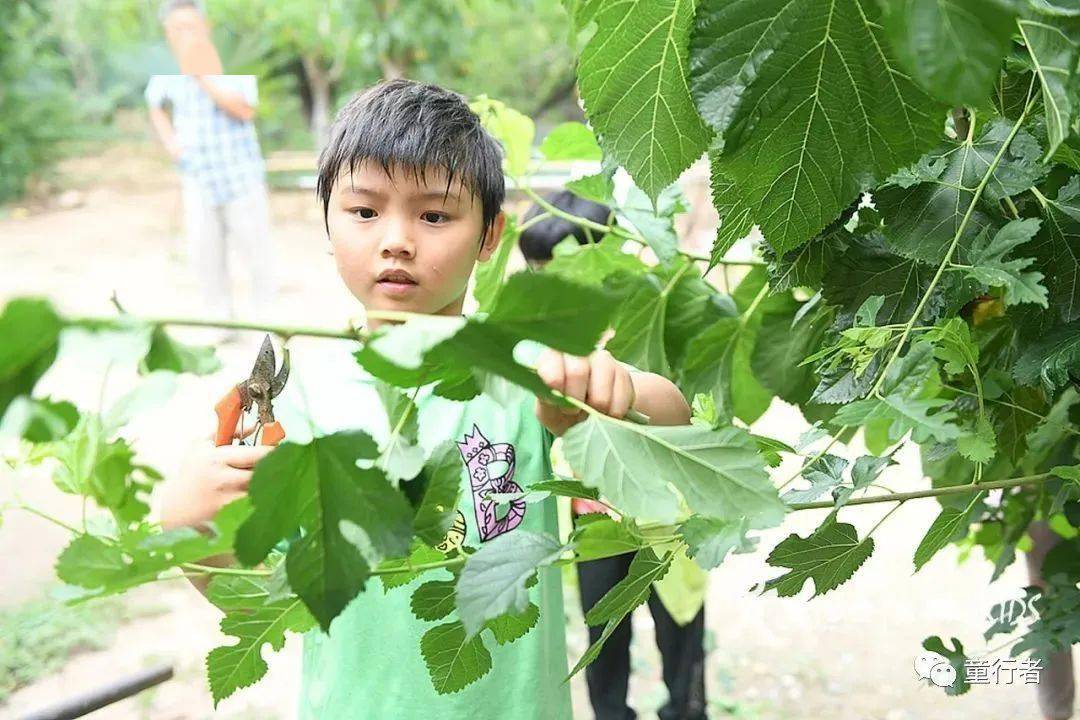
[145,75,266,205]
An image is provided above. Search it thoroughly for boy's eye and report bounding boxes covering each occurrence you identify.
[353,207,377,220]
[421,211,448,224]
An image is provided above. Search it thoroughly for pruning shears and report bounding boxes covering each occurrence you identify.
[214,334,290,447]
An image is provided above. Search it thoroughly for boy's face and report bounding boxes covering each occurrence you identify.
[327,162,504,325]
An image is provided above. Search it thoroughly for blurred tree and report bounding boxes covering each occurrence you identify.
[0,0,75,203]
[207,0,579,148]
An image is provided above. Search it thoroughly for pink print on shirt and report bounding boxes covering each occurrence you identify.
[457,424,525,541]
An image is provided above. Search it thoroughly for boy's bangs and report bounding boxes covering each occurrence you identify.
[317,79,505,236]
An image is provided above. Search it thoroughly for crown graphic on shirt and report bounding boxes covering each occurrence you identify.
[457,424,492,460]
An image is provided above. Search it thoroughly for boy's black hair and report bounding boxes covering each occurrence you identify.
[316,79,505,241]
[518,190,612,262]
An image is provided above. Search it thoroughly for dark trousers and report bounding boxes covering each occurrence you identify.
[576,553,707,720]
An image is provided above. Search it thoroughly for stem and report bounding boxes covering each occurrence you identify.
[869,94,1037,398]
[181,563,271,577]
[866,501,903,536]
[788,473,1051,511]
[517,211,553,233]
[69,314,368,341]
[16,504,81,534]
[739,282,770,328]
[778,433,845,490]
[370,555,466,577]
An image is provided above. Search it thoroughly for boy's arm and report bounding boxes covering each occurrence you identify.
[535,349,690,435]
[195,76,255,122]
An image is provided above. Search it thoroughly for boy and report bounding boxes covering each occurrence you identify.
[160,79,690,719]
[521,192,708,720]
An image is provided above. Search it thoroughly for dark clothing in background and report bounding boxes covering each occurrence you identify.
[577,553,707,720]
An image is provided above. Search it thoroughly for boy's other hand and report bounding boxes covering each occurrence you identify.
[159,428,273,531]
[535,349,635,436]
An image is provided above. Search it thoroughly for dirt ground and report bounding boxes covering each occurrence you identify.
[0,141,1065,719]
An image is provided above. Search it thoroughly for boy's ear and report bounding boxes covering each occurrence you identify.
[477,211,507,262]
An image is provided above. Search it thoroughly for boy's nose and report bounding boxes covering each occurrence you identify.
[378,220,415,259]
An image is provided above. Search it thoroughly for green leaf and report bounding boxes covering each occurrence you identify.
[139,325,221,376]
[752,301,832,404]
[101,372,178,432]
[373,383,424,483]
[411,580,457,622]
[604,272,671,374]
[1018,11,1080,158]
[692,0,944,260]
[921,636,972,696]
[679,516,754,570]
[680,317,771,424]
[544,235,648,287]
[472,215,520,313]
[923,317,981,376]
[56,500,249,597]
[836,393,961,444]
[420,621,492,694]
[206,575,316,706]
[528,478,600,502]
[562,417,784,528]
[876,120,1046,265]
[813,233,954,328]
[763,513,874,597]
[1029,177,1080,326]
[568,549,673,678]
[32,413,160,523]
[356,273,617,401]
[913,494,983,570]
[409,441,465,548]
[614,183,686,263]
[377,543,448,591]
[1052,464,1080,482]
[539,122,602,161]
[783,454,849,505]
[455,530,565,637]
[571,515,645,561]
[235,432,413,630]
[470,96,534,178]
[585,548,672,625]
[965,219,1049,307]
[957,415,998,463]
[0,396,78,443]
[0,298,63,419]
[485,602,539,645]
[835,454,897,507]
[880,0,1020,106]
[566,168,617,205]
[574,0,712,200]
[1015,316,1080,390]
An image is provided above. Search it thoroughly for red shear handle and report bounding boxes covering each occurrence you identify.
[214,387,243,447]
[260,421,285,446]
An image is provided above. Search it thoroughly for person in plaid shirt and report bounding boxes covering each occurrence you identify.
[146,0,277,333]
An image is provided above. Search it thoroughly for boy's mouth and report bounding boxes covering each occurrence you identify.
[376,268,419,296]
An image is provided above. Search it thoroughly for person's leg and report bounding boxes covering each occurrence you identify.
[181,176,232,320]
[1026,520,1075,720]
[223,181,277,321]
[648,593,707,720]
[577,553,637,720]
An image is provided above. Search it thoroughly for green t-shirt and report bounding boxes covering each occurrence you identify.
[273,339,573,720]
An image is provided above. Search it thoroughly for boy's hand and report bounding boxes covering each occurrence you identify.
[535,349,635,436]
[159,428,273,531]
